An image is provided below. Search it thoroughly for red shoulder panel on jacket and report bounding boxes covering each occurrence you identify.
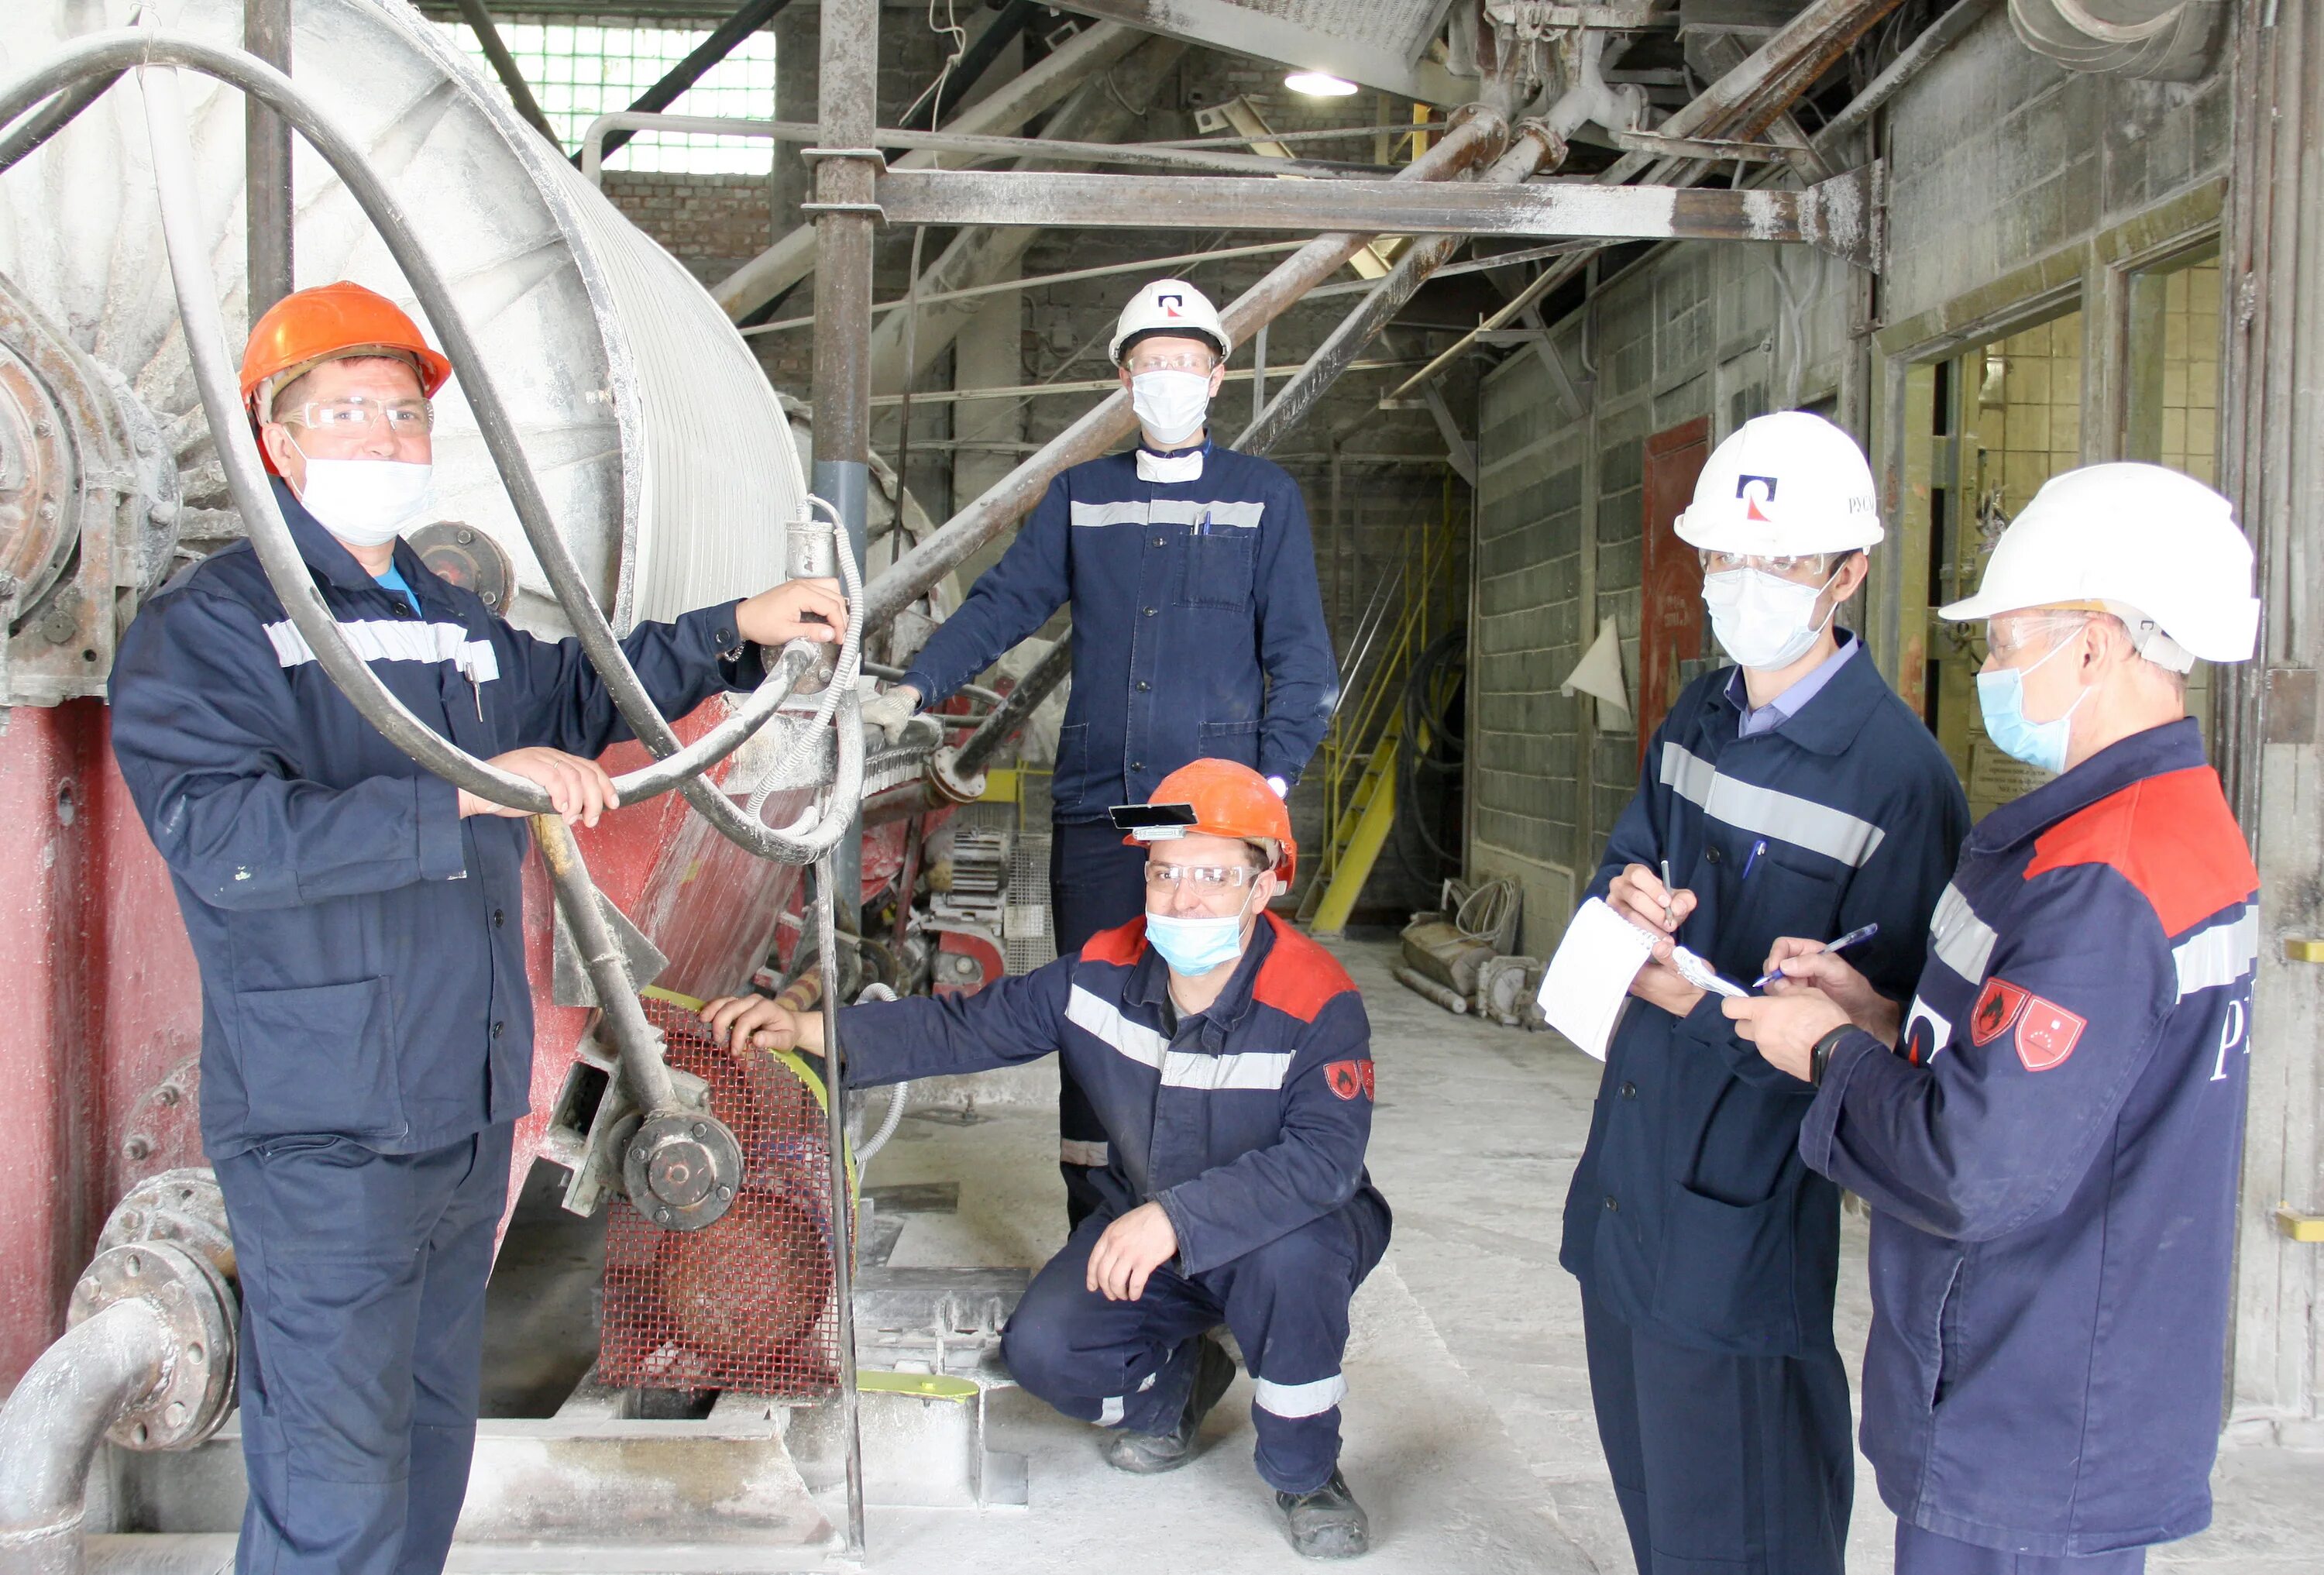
[1251,913,1358,1023]
[1078,918,1147,967]
[2023,767,2257,935]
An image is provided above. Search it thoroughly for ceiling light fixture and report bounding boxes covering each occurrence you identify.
[1284,70,1359,97]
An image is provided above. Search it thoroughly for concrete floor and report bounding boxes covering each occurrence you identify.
[476,934,2324,1573]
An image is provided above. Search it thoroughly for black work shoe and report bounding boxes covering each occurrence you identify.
[1277,1469,1370,1559]
[1102,1334,1239,1474]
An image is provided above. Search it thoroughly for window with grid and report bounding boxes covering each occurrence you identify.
[435,13,777,174]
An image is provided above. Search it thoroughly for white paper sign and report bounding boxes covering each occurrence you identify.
[1536,897,1657,1061]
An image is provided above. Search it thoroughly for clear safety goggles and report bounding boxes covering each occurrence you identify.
[277,395,435,435]
[1697,549,1841,580]
[1144,863,1262,889]
[1984,608,2097,662]
[1126,349,1219,376]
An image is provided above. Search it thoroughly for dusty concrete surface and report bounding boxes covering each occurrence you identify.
[828,936,2324,1573]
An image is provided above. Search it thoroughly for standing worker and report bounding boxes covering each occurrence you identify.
[1566,411,1972,1575]
[699,760,1386,1558]
[106,281,847,1575]
[1727,464,2261,1575]
[861,278,1337,1226]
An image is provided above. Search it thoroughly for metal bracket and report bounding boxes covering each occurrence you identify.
[2276,1205,2324,1243]
[799,146,889,170]
[799,201,886,219]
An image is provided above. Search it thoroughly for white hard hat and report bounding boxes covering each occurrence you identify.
[1940,462,2258,669]
[1109,278,1231,366]
[1675,411,1882,555]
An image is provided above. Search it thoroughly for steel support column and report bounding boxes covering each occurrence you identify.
[859,105,1510,638]
[243,0,292,315]
[2218,0,2324,1438]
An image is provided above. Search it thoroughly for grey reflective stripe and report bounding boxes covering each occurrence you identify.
[1161,1050,1294,1090]
[1929,883,1998,985]
[2174,909,2259,1000]
[1067,499,1266,529]
[1060,1138,1112,1167]
[1657,742,1887,868]
[1253,1373,1346,1419]
[266,617,500,683]
[1067,985,1164,1069]
[1098,1396,1125,1426]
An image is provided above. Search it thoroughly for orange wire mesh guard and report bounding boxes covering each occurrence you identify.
[598,996,843,1395]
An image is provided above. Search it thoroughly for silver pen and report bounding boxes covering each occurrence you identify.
[1658,858,1676,929]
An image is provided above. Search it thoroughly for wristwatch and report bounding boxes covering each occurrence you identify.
[1809,1025,1851,1088]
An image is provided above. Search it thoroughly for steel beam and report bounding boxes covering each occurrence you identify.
[590,0,792,164]
[875,163,1882,268]
[891,0,1037,136]
[454,0,560,148]
[859,106,1509,638]
[712,20,1143,321]
[1042,0,1466,104]
[243,0,292,316]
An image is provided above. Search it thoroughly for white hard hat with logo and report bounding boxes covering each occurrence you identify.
[1109,278,1232,366]
[1940,462,2258,669]
[1675,411,1882,556]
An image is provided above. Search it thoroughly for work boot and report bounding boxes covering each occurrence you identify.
[1102,1334,1238,1474]
[1277,1469,1370,1559]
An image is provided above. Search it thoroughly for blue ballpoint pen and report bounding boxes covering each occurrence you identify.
[1741,838,1766,880]
[1752,922,1880,991]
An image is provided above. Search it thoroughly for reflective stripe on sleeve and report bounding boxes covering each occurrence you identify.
[266,617,500,683]
[1658,743,1886,867]
[2174,908,2260,1000]
[1067,985,1165,1069]
[1160,1050,1294,1091]
[1929,883,1999,985]
[1098,1396,1125,1426]
[1252,1373,1347,1419]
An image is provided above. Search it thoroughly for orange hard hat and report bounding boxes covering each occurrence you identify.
[239,281,453,473]
[1126,758,1298,886]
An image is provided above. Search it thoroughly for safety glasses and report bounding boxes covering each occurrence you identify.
[277,396,435,435]
[1144,863,1261,889]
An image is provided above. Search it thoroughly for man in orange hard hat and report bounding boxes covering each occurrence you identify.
[108,280,847,1575]
[702,760,1389,1559]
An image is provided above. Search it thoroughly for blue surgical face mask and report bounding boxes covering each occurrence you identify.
[1145,888,1257,977]
[1976,630,2089,775]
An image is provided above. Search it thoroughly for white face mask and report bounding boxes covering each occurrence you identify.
[288,438,437,548]
[1130,370,1212,446]
[1701,565,1840,671]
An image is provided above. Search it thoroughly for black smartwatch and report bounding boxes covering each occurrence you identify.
[1808,1025,1851,1088]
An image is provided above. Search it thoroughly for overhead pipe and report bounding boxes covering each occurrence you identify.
[1812,0,2003,151]
[712,20,1145,321]
[860,105,1509,638]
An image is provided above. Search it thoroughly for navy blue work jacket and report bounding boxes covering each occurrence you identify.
[837,913,1387,1272]
[1560,633,1972,1356]
[899,444,1336,820]
[110,480,768,1160]
[1802,720,2257,1556]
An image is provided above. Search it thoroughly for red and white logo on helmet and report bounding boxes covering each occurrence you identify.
[1676,411,1882,557]
[1109,278,1230,365]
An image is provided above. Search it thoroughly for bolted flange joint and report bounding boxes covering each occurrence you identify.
[623,1109,746,1231]
[924,743,986,806]
[67,1237,236,1452]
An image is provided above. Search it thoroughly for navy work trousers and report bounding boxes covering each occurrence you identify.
[1895,1525,2148,1575]
[214,1123,514,1575]
[1047,817,1151,1227]
[1002,1198,1389,1495]
[1582,1285,1853,1575]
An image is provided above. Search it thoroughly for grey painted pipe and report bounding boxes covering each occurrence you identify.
[0,1300,170,1575]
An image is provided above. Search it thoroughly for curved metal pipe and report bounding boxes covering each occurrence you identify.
[0,30,851,861]
[0,1300,169,1575]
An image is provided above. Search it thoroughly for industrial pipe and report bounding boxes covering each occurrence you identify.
[535,815,680,1116]
[953,636,1072,779]
[860,105,1508,638]
[0,1299,170,1574]
[811,855,868,1556]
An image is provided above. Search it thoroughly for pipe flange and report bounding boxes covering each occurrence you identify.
[66,1239,236,1451]
[924,745,987,806]
[96,1167,235,1285]
[624,1110,744,1232]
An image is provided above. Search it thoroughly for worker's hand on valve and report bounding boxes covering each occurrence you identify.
[698,994,826,1059]
[860,684,922,743]
[1722,991,1850,1083]
[1086,1202,1179,1302]
[735,576,846,647]
[459,747,619,827]
[1761,937,1902,1046]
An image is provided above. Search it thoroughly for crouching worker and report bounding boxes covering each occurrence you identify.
[700,759,1389,1559]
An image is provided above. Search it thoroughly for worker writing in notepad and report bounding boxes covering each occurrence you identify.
[1562,412,1970,1575]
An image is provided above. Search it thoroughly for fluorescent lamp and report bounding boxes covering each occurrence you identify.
[1284,70,1359,97]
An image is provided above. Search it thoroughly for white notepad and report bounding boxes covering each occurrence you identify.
[1536,897,1656,1061]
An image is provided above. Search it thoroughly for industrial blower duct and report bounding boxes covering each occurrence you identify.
[0,1172,239,1575]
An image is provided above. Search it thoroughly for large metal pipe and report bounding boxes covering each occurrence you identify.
[1237,121,1566,456]
[860,106,1508,637]
[0,1299,170,1574]
[712,20,1144,321]
[954,636,1073,778]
